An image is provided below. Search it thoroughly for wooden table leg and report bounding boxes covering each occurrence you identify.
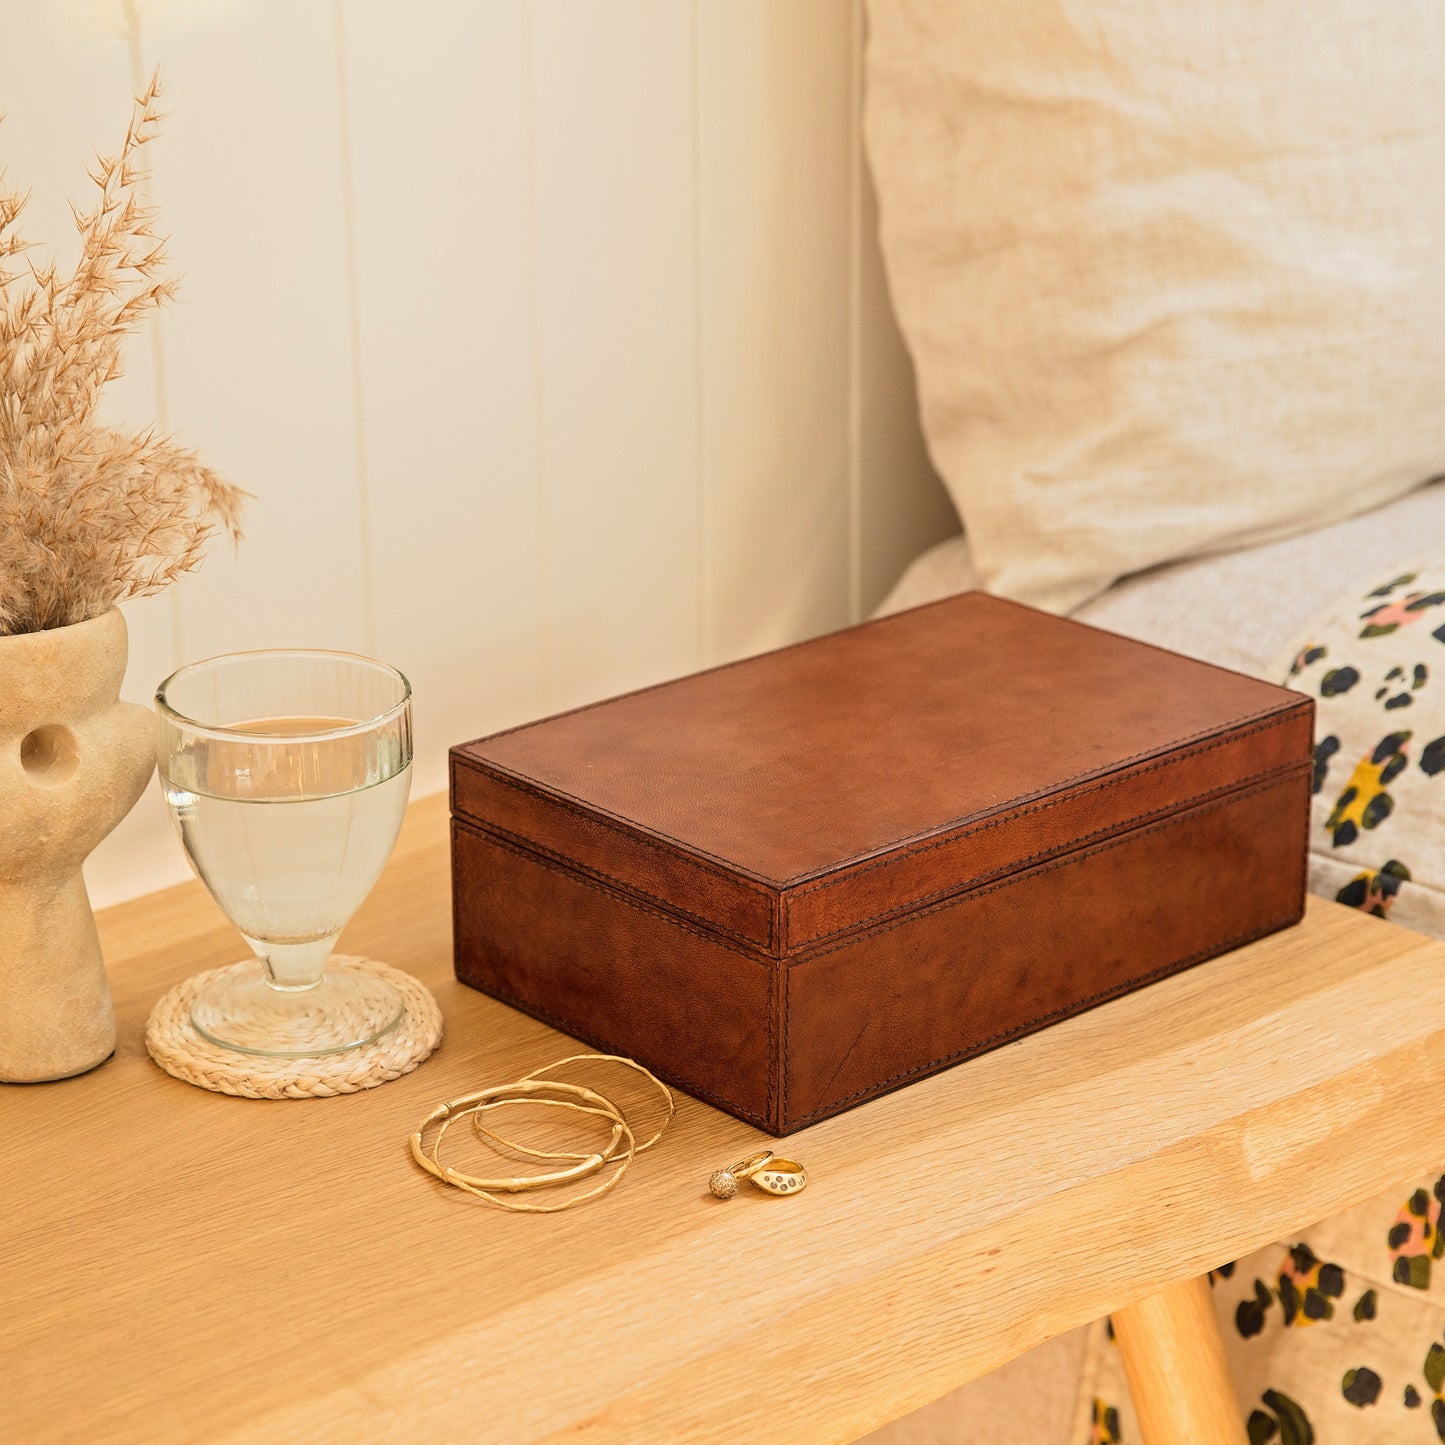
[1111,1275,1246,1445]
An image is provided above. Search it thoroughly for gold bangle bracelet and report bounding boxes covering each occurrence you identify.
[437,1109,636,1214]
[435,1095,627,1191]
[410,1080,623,1188]
[409,1055,674,1214]
[512,1053,675,1154]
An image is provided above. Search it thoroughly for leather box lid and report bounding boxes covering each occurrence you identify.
[451,593,1314,955]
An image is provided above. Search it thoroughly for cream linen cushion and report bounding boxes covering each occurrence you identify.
[864,1,1445,614]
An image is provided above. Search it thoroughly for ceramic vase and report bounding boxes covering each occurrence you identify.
[0,609,154,1081]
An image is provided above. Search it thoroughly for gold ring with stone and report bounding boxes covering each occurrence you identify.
[750,1158,807,1195]
[708,1149,774,1199]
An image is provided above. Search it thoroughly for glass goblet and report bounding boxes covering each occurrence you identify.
[155,649,413,1057]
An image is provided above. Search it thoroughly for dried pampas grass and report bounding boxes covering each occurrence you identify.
[0,73,245,636]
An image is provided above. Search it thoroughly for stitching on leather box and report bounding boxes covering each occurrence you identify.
[470,820,773,954]
[455,818,774,968]
[1296,737,1312,914]
[788,767,1309,963]
[768,961,777,1130]
[787,707,1307,905]
[449,818,464,995]
[781,961,790,1130]
[455,695,1309,891]
[785,753,1308,946]
[455,818,760,955]
[784,909,1298,1130]
[457,738,1310,962]
[453,753,778,899]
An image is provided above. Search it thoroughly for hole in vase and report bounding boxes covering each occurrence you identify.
[20,725,79,786]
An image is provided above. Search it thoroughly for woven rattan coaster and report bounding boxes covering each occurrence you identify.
[145,955,443,1098]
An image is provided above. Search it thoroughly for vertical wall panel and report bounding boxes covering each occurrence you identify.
[7,2,945,906]
[529,0,703,711]
[696,0,853,663]
[342,0,544,797]
[140,0,369,661]
[0,14,133,263]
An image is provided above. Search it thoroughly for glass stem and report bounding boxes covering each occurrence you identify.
[245,934,337,991]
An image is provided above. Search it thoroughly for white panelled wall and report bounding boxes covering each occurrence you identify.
[1,0,957,907]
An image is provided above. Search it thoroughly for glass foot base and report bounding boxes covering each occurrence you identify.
[190,962,404,1058]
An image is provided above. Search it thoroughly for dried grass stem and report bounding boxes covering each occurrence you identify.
[0,73,245,636]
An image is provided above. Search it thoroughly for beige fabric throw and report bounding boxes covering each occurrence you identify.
[865,0,1445,613]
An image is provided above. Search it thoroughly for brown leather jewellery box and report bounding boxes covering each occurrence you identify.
[450,593,1314,1136]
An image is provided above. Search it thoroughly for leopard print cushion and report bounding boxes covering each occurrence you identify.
[1281,565,1445,937]
[1077,563,1445,1444]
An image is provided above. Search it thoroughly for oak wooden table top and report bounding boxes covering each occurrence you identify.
[6,792,1445,1444]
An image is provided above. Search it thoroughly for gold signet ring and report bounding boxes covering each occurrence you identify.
[708,1149,774,1199]
[751,1159,807,1195]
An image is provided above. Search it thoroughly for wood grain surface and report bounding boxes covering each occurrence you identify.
[6,793,1445,1443]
